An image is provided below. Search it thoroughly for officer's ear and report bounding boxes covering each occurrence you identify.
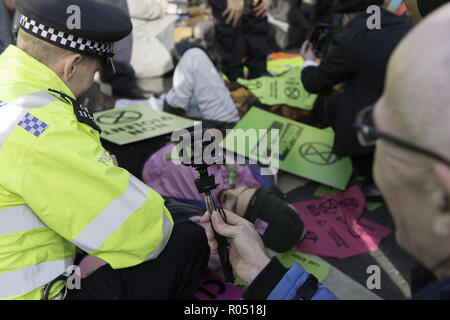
[62,53,83,82]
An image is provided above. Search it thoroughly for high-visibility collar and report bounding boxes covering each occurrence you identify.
[0,45,76,101]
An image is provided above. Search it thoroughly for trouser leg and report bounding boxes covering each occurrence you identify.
[208,0,245,81]
[351,153,374,182]
[166,48,240,122]
[242,8,271,79]
[67,220,209,300]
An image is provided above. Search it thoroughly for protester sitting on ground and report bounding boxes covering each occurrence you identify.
[202,3,450,299]
[142,143,305,254]
[163,47,241,123]
[299,0,412,186]
[98,0,173,101]
[404,0,450,24]
[208,0,273,85]
[164,46,322,125]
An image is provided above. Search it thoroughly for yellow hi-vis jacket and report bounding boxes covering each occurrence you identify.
[0,45,174,299]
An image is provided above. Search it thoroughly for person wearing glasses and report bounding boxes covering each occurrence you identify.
[202,3,450,300]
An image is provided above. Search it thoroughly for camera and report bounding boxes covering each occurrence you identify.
[308,23,332,59]
[175,130,235,284]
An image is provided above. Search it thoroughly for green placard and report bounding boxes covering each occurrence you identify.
[94,104,196,145]
[237,67,317,110]
[221,107,353,190]
[277,250,331,282]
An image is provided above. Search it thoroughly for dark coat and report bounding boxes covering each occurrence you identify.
[413,277,450,300]
[301,9,412,157]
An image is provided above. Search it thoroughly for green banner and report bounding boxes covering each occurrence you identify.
[277,250,331,282]
[221,107,353,190]
[237,67,317,110]
[94,104,196,145]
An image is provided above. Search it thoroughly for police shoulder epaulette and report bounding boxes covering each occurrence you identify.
[48,89,102,134]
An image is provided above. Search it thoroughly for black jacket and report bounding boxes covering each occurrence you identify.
[413,277,450,300]
[301,9,412,157]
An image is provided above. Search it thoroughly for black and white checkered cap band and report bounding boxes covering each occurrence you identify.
[19,15,114,58]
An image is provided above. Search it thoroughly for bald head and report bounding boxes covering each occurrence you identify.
[382,3,450,157]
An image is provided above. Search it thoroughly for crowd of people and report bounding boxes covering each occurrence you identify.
[0,0,450,301]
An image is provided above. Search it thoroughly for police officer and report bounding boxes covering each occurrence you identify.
[0,0,208,300]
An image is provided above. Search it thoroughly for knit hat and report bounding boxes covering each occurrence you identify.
[244,188,304,253]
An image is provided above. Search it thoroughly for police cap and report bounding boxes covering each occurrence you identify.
[15,0,133,73]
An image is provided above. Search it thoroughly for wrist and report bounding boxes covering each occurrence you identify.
[242,257,289,300]
[245,254,271,285]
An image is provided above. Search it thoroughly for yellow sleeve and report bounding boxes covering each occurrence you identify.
[16,111,173,269]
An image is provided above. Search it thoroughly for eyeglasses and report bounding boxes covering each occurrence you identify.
[353,105,450,167]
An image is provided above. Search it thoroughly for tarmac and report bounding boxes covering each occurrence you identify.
[277,172,419,300]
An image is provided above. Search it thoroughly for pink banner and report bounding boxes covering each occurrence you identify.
[293,185,391,259]
[195,272,243,300]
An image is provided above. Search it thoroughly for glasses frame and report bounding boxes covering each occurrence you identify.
[353,105,450,167]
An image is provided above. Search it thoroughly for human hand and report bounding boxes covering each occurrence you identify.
[201,209,271,285]
[223,0,244,27]
[253,0,272,17]
[300,40,317,61]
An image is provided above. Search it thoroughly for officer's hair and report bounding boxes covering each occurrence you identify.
[17,29,96,68]
[17,29,72,66]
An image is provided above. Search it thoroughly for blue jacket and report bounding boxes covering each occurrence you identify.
[243,258,338,300]
[267,262,338,300]
[243,257,450,300]
[413,277,450,300]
